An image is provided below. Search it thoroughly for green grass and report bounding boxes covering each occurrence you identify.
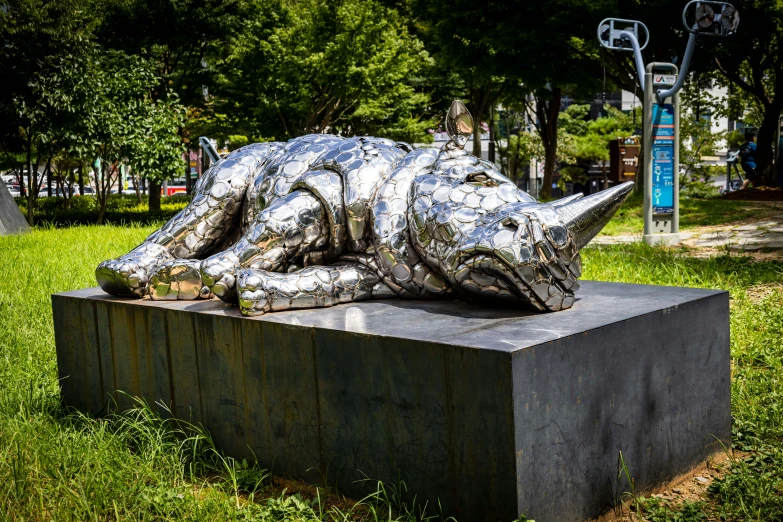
[1,225,783,520]
[583,244,783,520]
[0,226,443,521]
[600,191,783,236]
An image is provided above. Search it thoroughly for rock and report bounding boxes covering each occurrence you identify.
[673,488,683,494]
[693,240,730,248]
[699,232,729,240]
[729,243,763,252]
[733,225,761,232]
[695,476,709,484]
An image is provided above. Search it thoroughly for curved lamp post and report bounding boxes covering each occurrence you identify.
[598,2,740,245]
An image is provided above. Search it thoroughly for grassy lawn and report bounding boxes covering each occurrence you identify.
[1,220,782,520]
[600,191,783,236]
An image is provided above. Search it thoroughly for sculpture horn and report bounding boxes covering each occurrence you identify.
[559,181,635,250]
[550,192,583,208]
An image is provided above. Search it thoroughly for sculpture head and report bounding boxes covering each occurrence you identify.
[409,163,634,311]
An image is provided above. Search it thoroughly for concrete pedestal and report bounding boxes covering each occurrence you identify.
[52,282,730,521]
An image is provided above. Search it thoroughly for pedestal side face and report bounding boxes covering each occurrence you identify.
[511,291,730,521]
[52,291,518,520]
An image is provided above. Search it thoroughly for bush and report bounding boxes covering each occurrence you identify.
[15,194,190,226]
[681,165,722,199]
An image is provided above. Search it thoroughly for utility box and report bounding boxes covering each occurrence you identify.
[609,138,640,182]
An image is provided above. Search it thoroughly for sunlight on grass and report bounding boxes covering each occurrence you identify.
[0,225,451,521]
[599,191,782,236]
[1,226,782,520]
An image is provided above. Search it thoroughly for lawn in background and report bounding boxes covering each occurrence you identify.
[1,224,782,520]
[600,191,783,236]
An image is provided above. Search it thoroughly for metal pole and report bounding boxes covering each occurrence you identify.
[643,69,654,238]
[657,31,697,102]
[673,91,680,234]
[620,31,646,92]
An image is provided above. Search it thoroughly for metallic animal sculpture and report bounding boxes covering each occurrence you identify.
[96,102,633,315]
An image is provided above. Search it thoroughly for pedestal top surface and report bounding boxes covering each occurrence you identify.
[56,282,725,353]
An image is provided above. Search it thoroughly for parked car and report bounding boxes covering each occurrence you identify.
[6,184,21,197]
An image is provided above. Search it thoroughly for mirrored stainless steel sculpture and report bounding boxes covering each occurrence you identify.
[97,101,634,315]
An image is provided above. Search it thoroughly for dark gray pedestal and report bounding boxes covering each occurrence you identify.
[52,282,730,521]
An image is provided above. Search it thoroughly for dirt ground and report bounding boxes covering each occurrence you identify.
[592,453,733,522]
[721,186,783,201]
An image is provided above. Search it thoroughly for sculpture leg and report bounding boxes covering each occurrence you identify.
[96,145,277,297]
[236,263,392,316]
[151,189,331,302]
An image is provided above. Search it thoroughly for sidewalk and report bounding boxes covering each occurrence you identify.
[592,214,783,252]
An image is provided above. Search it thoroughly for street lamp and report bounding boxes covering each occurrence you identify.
[598,2,739,245]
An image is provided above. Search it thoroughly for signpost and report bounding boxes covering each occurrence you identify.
[644,67,680,240]
[599,1,740,245]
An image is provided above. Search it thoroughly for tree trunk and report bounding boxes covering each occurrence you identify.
[541,143,558,200]
[468,84,493,159]
[472,116,483,158]
[78,165,85,196]
[185,149,193,195]
[134,174,142,204]
[488,105,496,163]
[26,161,34,226]
[67,168,75,209]
[46,163,52,197]
[535,86,563,200]
[756,103,783,186]
[149,180,161,212]
[96,166,107,226]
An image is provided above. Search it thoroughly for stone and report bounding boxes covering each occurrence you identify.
[730,243,763,252]
[695,476,709,484]
[732,225,761,232]
[698,232,729,240]
[693,240,730,248]
[0,181,29,235]
[52,282,730,522]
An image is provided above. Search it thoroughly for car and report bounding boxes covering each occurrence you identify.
[6,185,21,197]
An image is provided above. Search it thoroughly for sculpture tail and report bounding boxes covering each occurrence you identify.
[558,181,635,250]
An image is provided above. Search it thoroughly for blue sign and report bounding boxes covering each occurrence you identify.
[652,103,675,214]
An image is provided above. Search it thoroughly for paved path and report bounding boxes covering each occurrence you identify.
[691,215,783,251]
[593,215,783,251]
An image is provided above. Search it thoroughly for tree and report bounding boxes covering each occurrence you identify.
[216,0,433,143]
[0,0,98,224]
[560,104,637,190]
[677,76,727,196]
[76,50,185,222]
[710,0,783,185]
[96,0,244,109]
[126,96,186,213]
